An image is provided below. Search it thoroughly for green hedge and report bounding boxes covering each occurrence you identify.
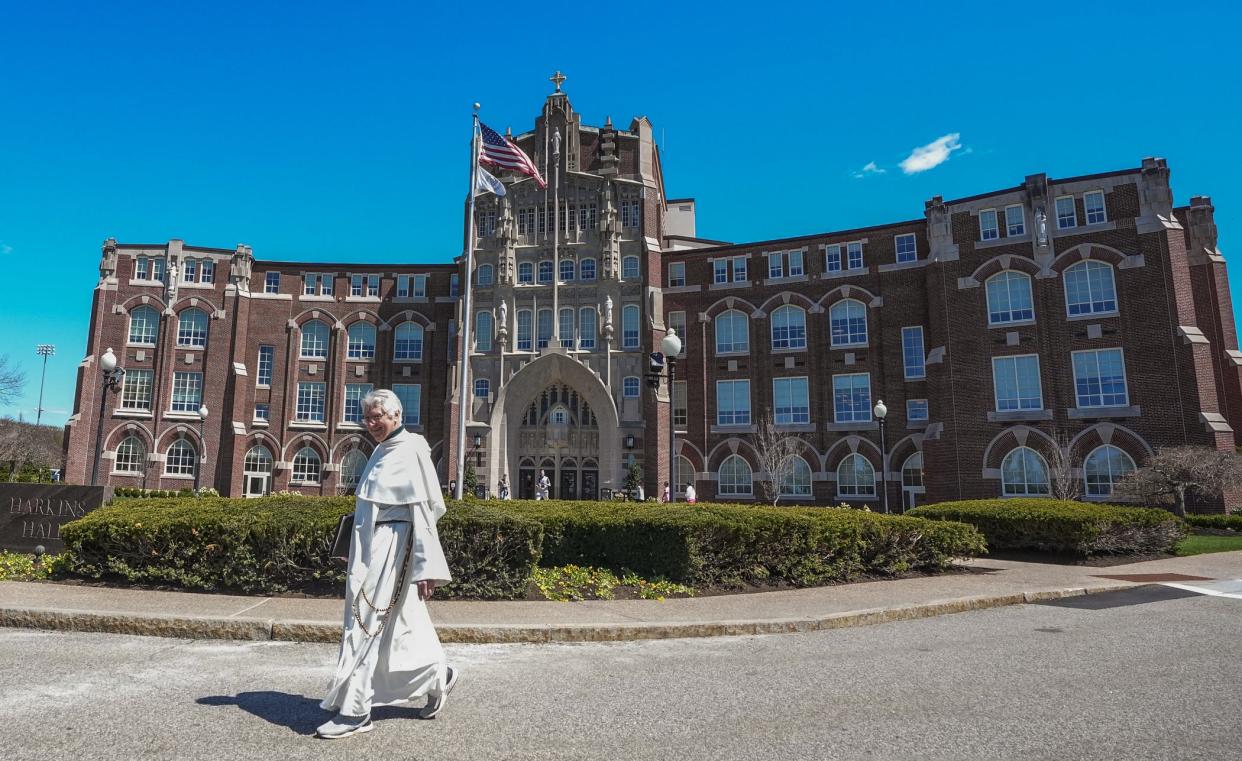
[486,500,986,588]
[1184,513,1242,532]
[60,497,541,599]
[908,499,1187,556]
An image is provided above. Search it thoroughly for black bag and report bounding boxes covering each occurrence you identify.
[331,513,354,564]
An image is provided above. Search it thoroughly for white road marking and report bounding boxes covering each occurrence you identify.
[1160,580,1242,600]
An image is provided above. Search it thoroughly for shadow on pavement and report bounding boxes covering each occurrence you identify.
[198,691,326,735]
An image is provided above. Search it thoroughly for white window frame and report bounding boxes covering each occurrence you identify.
[837,453,876,497]
[622,304,640,350]
[731,256,747,282]
[1063,260,1118,317]
[779,457,813,497]
[128,306,159,346]
[392,383,421,427]
[1083,444,1136,498]
[1055,195,1077,229]
[907,398,929,422]
[713,259,729,284]
[623,376,640,398]
[264,272,280,294]
[295,382,326,423]
[773,376,810,425]
[170,372,203,413]
[580,258,597,282]
[716,379,751,426]
[829,299,868,348]
[578,307,596,350]
[991,354,1043,412]
[832,373,872,424]
[902,326,926,380]
[668,261,686,287]
[714,310,749,355]
[1072,348,1129,408]
[176,309,208,348]
[393,322,424,361]
[257,345,274,387]
[1001,446,1050,497]
[846,242,863,270]
[1005,204,1025,237]
[475,311,494,352]
[979,209,999,241]
[342,383,373,424]
[826,245,842,273]
[1084,190,1107,225]
[120,369,153,411]
[771,305,807,351]
[895,234,917,263]
[299,320,329,359]
[986,270,1035,326]
[718,454,753,496]
[517,262,534,285]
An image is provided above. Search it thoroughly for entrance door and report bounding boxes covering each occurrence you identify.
[519,467,535,500]
[243,445,273,498]
[245,473,270,497]
[560,467,578,500]
[582,462,598,501]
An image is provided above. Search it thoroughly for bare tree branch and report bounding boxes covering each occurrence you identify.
[753,412,805,506]
[0,355,25,408]
[1116,445,1242,516]
[1047,428,1082,502]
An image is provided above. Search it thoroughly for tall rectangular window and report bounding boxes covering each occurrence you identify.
[303,274,316,295]
[832,373,871,423]
[559,308,575,349]
[517,310,533,351]
[622,305,640,350]
[578,307,596,350]
[171,372,203,412]
[134,256,150,280]
[788,250,804,277]
[826,245,842,273]
[265,272,280,293]
[182,259,197,283]
[254,403,269,421]
[1005,205,1025,236]
[120,369,153,411]
[1084,190,1107,224]
[713,260,728,284]
[536,309,553,350]
[992,355,1043,411]
[621,200,640,228]
[257,345,274,387]
[716,380,751,425]
[895,234,917,262]
[773,377,810,425]
[668,262,686,287]
[907,398,929,422]
[847,242,863,270]
[902,326,926,380]
[295,382,326,422]
[979,210,999,241]
[667,311,687,355]
[1055,196,1077,229]
[476,210,496,237]
[768,252,784,279]
[152,258,166,282]
[343,383,372,423]
[350,275,364,297]
[450,273,460,299]
[673,381,688,428]
[1073,349,1128,408]
[731,256,747,282]
[200,260,214,284]
[393,384,421,426]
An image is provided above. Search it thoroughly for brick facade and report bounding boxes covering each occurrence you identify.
[63,92,1242,511]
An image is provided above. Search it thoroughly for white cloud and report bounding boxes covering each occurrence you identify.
[899,133,963,174]
[0,241,12,255]
[851,161,886,179]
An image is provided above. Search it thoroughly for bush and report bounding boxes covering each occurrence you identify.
[60,496,541,599]
[909,499,1187,556]
[484,499,985,588]
[1184,513,1242,532]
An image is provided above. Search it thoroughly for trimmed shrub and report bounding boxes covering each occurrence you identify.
[909,499,1187,556]
[486,500,985,588]
[1184,513,1242,532]
[60,496,541,599]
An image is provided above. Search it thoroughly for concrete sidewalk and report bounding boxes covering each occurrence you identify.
[3,552,1240,643]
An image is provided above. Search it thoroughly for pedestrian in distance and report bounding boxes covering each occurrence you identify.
[498,473,511,500]
[685,483,697,504]
[317,389,458,740]
[536,469,551,500]
[662,481,670,503]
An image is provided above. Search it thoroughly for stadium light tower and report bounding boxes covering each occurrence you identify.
[35,344,55,426]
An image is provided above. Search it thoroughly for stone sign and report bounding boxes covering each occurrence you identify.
[0,484,113,554]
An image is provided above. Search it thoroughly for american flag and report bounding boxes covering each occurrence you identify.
[478,122,545,188]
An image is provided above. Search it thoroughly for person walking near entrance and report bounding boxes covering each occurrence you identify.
[498,473,511,500]
[662,481,670,503]
[685,483,697,504]
[316,389,457,740]
[535,469,551,500]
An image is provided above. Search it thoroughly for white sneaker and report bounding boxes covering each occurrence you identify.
[316,713,373,739]
[418,666,459,719]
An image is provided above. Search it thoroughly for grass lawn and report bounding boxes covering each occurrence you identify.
[1175,534,1242,556]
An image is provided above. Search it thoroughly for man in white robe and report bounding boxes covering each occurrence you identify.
[317,389,456,739]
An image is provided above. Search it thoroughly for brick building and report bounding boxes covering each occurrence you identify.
[64,85,1242,510]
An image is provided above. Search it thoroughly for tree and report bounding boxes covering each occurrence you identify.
[0,355,24,408]
[1115,445,1242,516]
[1047,429,1082,502]
[753,412,806,506]
[463,463,478,494]
[624,462,643,501]
[0,418,62,481]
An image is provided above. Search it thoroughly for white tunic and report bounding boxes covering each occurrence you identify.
[320,429,451,712]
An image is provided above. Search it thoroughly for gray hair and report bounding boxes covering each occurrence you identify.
[361,389,403,419]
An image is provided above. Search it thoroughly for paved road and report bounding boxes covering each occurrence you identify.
[3,585,1238,761]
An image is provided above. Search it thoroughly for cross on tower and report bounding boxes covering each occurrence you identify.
[549,70,566,92]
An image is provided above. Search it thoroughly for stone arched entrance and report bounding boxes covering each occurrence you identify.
[488,352,620,499]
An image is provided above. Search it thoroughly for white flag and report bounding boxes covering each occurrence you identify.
[475,165,507,197]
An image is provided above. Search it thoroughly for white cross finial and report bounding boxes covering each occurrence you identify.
[550,71,566,92]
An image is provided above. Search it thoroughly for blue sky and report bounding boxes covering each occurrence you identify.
[2,0,1240,427]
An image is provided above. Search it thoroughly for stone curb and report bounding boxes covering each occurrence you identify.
[0,583,1135,644]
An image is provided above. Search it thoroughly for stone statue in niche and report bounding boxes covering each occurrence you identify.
[498,299,508,334]
[1035,207,1049,246]
[603,295,613,329]
[99,242,118,279]
[166,264,179,302]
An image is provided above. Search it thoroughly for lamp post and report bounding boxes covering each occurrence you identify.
[90,348,126,486]
[35,344,55,426]
[660,329,682,502]
[472,433,483,468]
[873,399,889,514]
[196,404,209,496]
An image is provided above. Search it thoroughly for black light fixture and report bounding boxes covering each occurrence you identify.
[624,434,635,450]
[90,347,126,486]
[873,400,889,514]
[472,432,483,467]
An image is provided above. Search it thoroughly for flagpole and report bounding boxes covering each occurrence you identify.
[454,104,482,501]
[551,128,560,347]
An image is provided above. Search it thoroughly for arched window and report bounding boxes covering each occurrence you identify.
[244,445,272,474]
[622,304,640,349]
[477,263,494,287]
[114,436,145,473]
[779,457,813,497]
[837,453,876,497]
[560,259,575,282]
[986,270,1035,325]
[475,311,493,352]
[339,450,367,489]
[1064,260,1118,316]
[346,322,376,360]
[580,258,597,281]
[718,454,753,496]
[165,439,196,476]
[1001,446,1050,496]
[622,255,640,280]
[715,310,749,354]
[300,319,329,358]
[1083,444,1136,498]
[474,378,490,398]
[538,260,554,284]
[537,308,553,349]
[771,305,807,350]
[518,261,534,284]
[829,300,867,347]
[394,321,423,361]
[292,446,321,484]
[902,453,924,489]
[128,306,160,346]
[676,455,695,497]
[516,309,533,351]
[177,308,208,348]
